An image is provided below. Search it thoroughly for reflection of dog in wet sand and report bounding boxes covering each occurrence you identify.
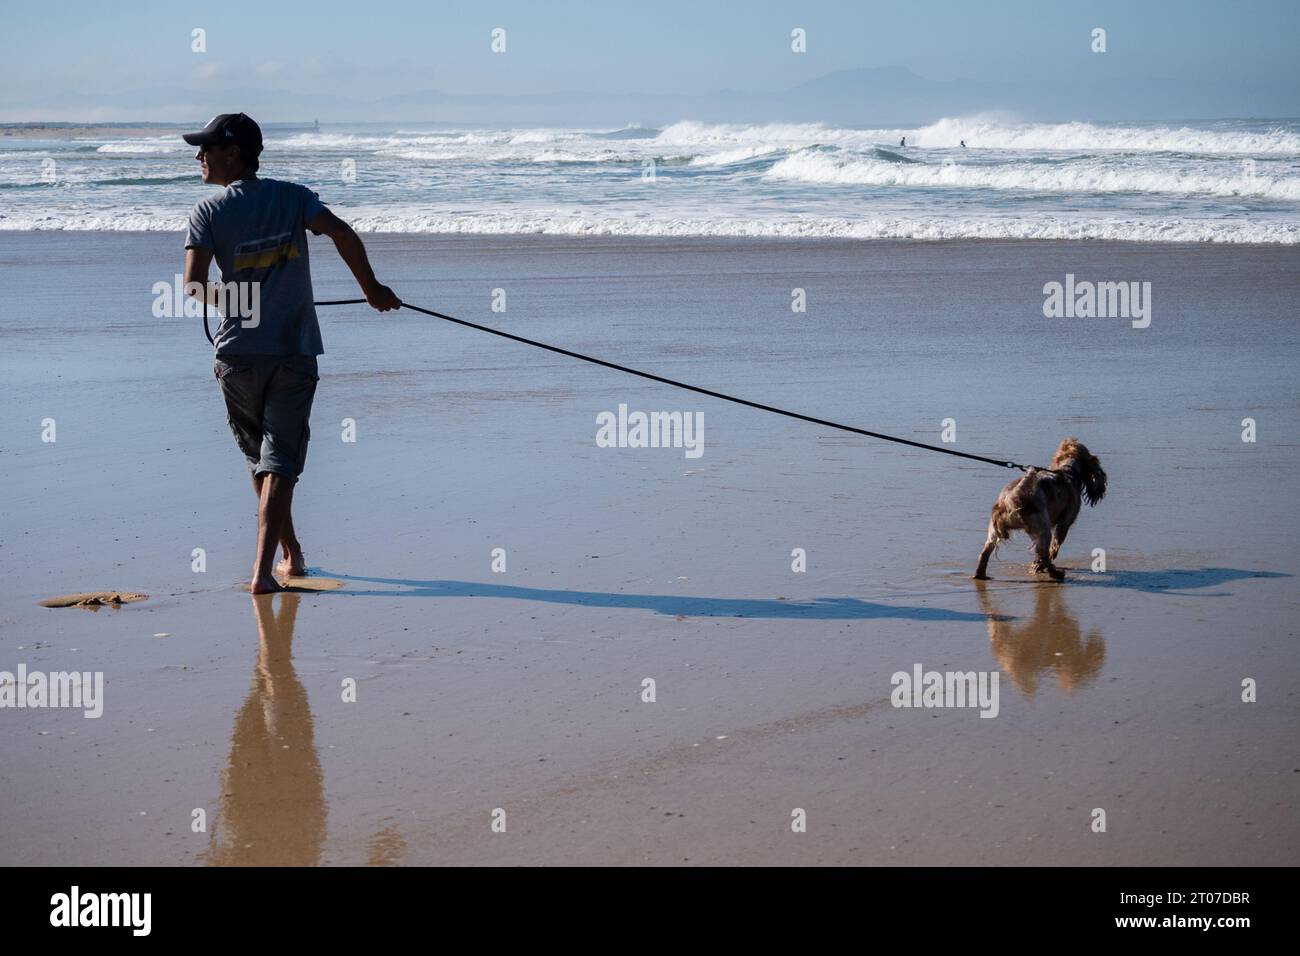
[973,438,1107,581]
[974,582,1104,695]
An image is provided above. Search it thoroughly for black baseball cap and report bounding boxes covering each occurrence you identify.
[182,112,263,157]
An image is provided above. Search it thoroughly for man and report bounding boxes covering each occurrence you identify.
[182,113,400,593]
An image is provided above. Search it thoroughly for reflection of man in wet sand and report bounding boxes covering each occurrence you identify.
[204,594,325,866]
[974,582,1105,695]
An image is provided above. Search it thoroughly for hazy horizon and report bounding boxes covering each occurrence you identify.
[2,0,1298,125]
[3,64,1298,127]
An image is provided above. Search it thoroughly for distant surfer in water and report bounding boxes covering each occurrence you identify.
[900,137,906,147]
[181,113,400,593]
[960,140,967,148]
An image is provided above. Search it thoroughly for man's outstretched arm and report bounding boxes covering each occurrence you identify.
[308,209,401,312]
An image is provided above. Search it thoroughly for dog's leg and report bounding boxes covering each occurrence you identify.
[1026,514,1048,573]
[973,517,1002,580]
[1026,515,1065,581]
[1032,528,1061,579]
[1049,522,1069,561]
[1038,530,1065,581]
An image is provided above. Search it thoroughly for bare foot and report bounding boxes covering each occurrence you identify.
[276,553,307,579]
[250,576,285,594]
[972,572,989,580]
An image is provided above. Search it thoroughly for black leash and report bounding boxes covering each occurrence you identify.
[310,298,1044,473]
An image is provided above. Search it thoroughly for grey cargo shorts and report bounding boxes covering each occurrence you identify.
[214,354,319,481]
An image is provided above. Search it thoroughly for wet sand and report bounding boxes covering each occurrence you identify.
[0,232,1297,865]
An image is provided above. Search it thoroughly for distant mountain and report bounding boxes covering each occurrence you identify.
[4,66,1296,125]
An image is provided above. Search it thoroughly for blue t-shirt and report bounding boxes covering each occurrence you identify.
[185,178,327,356]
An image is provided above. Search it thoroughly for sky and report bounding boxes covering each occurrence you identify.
[2,0,1297,123]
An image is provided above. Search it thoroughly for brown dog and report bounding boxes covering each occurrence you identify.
[973,438,1107,581]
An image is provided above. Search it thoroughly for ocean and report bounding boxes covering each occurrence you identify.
[2,116,1298,242]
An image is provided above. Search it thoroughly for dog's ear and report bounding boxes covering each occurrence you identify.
[1052,437,1083,470]
[1082,455,1107,506]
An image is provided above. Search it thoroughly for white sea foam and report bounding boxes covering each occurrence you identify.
[328,212,1300,243]
[655,120,858,148]
[689,146,784,166]
[95,139,191,154]
[267,119,1300,164]
[381,147,473,162]
[766,152,1300,200]
[900,117,1300,154]
[279,132,420,150]
[6,118,1297,244]
[4,208,1294,243]
[530,148,630,163]
[654,118,1300,155]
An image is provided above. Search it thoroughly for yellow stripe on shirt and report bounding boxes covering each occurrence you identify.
[233,240,300,271]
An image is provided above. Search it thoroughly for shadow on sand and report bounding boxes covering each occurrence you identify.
[1065,566,1288,595]
[313,571,1003,623]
